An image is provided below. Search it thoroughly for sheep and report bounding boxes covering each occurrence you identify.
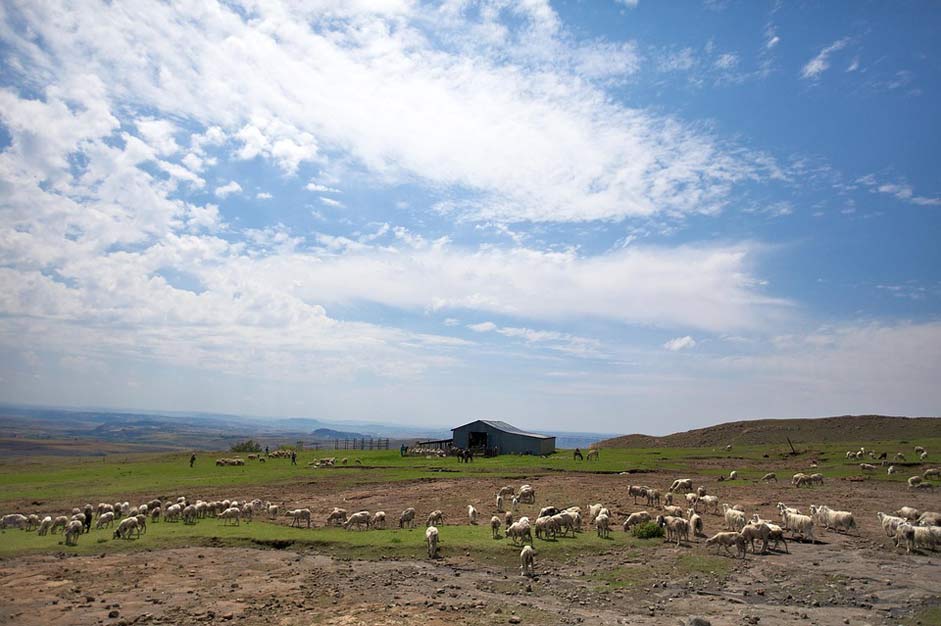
[895,452,906,462]
[427,510,444,527]
[425,526,439,558]
[468,505,479,525]
[36,516,53,536]
[782,511,816,543]
[663,505,685,518]
[908,476,924,488]
[511,495,520,511]
[504,511,514,527]
[809,473,824,485]
[517,485,535,504]
[740,521,772,554]
[220,506,241,526]
[685,492,699,509]
[496,494,505,513]
[698,495,719,515]
[519,544,536,577]
[51,516,69,533]
[506,520,533,545]
[498,486,516,497]
[586,503,604,524]
[723,505,746,532]
[534,515,556,540]
[64,520,83,545]
[182,505,198,525]
[95,512,115,529]
[645,488,661,508]
[921,451,929,460]
[915,446,926,455]
[164,503,182,523]
[917,512,941,527]
[924,468,941,480]
[287,508,311,528]
[670,478,693,493]
[343,511,371,531]
[150,507,161,523]
[791,472,809,487]
[0,514,28,530]
[761,472,777,482]
[326,508,348,526]
[705,531,747,558]
[728,470,738,480]
[628,485,648,504]
[894,523,940,553]
[877,512,907,538]
[859,463,876,472]
[810,505,856,534]
[371,511,386,529]
[241,503,253,524]
[24,514,40,532]
[266,504,279,520]
[657,515,690,547]
[622,511,651,532]
[680,508,701,536]
[895,506,920,521]
[553,512,577,538]
[491,515,501,538]
[399,507,416,529]
[112,517,139,540]
[888,465,896,475]
[135,514,147,534]
[595,513,611,539]
[663,492,674,506]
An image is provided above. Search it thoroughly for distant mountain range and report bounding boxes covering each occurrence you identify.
[0,403,616,454]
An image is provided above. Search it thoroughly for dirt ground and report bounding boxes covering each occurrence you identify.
[2,467,940,626]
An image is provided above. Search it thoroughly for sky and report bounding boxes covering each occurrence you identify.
[0,0,939,435]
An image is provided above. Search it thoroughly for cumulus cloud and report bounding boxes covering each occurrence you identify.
[801,38,849,80]
[468,322,497,332]
[664,336,696,351]
[214,181,242,198]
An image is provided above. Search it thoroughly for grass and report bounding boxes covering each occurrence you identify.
[674,553,733,577]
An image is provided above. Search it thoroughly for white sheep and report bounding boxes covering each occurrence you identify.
[496,494,504,513]
[490,515,501,538]
[657,515,689,547]
[917,512,941,527]
[645,488,661,508]
[135,514,148,534]
[663,505,685,518]
[64,520,83,545]
[427,510,444,527]
[698,495,719,515]
[112,517,139,540]
[586,503,604,524]
[877,512,906,538]
[164,503,182,523]
[923,468,940,480]
[519,544,535,577]
[287,508,311,528]
[894,523,940,553]
[810,505,856,534]
[344,511,371,530]
[498,486,516,497]
[859,463,876,472]
[95,512,115,529]
[723,505,746,532]
[51,516,69,533]
[728,470,738,480]
[895,506,921,521]
[782,511,816,543]
[670,478,693,493]
[920,451,928,461]
[467,505,479,525]
[182,505,197,525]
[915,445,926,455]
[326,508,348,526]
[267,504,279,519]
[506,520,533,545]
[0,514,28,530]
[219,506,241,526]
[371,511,386,529]
[425,526,439,558]
[740,521,772,554]
[705,531,746,558]
[622,511,651,532]
[908,476,924,488]
[888,465,896,475]
[761,473,777,482]
[399,507,416,529]
[629,485,648,504]
[595,513,611,539]
[36,516,53,535]
[150,507,161,523]
[517,485,535,504]
[688,510,704,537]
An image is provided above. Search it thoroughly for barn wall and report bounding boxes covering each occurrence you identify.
[451,421,556,455]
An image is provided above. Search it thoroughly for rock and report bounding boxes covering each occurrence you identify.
[508,618,521,624]
[108,610,120,619]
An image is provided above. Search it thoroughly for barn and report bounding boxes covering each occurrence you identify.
[451,420,556,456]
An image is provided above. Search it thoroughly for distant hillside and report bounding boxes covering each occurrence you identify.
[311,428,367,439]
[596,415,941,448]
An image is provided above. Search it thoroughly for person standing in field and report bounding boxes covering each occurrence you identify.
[190,453,196,468]
[291,450,297,465]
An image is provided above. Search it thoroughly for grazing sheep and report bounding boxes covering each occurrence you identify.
[645,489,661,508]
[895,452,906,462]
[723,505,746,532]
[496,494,504,512]
[662,505,685,518]
[656,515,690,546]
[688,510,704,537]
[507,520,533,545]
[663,492,674,506]
[287,508,311,528]
[498,486,516,497]
[923,468,940,480]
[622,511,651,532]
[150,507,161,523]
[859,463,876,472]
[219,507,241,526]
[520,544,536,576]
[629,485,648,504]
[399,507,416,529]
[553,512,577,538]
[920,451,929,461]
[915,445,926,455]
[182,505,197,525]
[698,495,719,515]
[164,503,182,523]
[343,511,371,531]
[517,485,536,504]
[908,476,924,488]
[267,504,279,520]
[491,515,501,538]
[504,511,514,528]
[534,515,556,540]
[761,473,777,482]
[425,526,439,558]
[705,531,747,558]
[740,521,771,554]
[917,512,941,527]
[24,514,40,532]
[468,505,479,525]
[670,479,693,493]
[36,516,53,536]
[888,465,896,475]
[95,512,115,529]
[64,520,84,545]
[1,514,28,530]
[427,510,444,527]
[112,517,139,540]
[595,513,611,539]
[696,486,707,498]
[371,511,386,529]
[51,516,69,534]
[896,507,921,521]
[877,512,907,538]
[326,508,348,526]
[810,505,856,534]
[791,472,809,487]
[135,514,147,534]
[585,449,599,461]
[728,470,738,480]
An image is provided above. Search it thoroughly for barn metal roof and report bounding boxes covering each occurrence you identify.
[452,419,554,439]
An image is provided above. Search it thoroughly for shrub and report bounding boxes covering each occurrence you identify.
[632,521,664,539]
[231,439,262,453]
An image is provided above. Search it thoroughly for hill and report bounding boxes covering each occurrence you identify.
[311,428,368,440]
[595,415,941,448]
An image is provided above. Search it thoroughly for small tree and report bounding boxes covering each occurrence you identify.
[631,521,664,539]
[231,439,262,453]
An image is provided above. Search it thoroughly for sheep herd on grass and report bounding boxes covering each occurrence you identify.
[3,447,940,574]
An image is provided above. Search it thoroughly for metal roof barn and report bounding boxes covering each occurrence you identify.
[451,420,556,456]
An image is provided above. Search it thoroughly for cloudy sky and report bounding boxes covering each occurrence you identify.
[1,0,939,435]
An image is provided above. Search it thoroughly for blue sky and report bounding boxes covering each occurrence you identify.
[0,0,939,435]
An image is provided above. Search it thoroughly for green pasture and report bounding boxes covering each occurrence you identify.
[1,437,938,505]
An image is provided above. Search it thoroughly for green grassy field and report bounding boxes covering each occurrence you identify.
[2,436,938,559]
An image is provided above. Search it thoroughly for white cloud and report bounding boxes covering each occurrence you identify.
[214,181,242,198]
[256,192,273,200]
[713,53,738,70]
[616,0,639,7]
[320,197,345,208]
[443,318,460,327]
[664,335,696,351]
[306,183,341,193]
[801,38,849,80]
[136,118,180,155]
[857,175,941,207]
[468,321,497,332]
